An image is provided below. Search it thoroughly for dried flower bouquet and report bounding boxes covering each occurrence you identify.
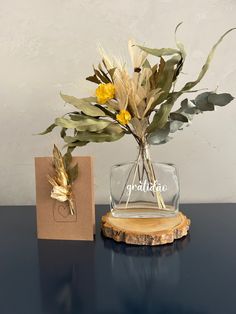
[41,24,235,212]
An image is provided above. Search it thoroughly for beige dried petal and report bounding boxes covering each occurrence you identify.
[51,186,69,202]
[128,39,148,69]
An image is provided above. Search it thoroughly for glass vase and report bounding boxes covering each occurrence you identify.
[110,143,180,218]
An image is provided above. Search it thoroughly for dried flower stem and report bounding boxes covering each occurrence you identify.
[48,145,78,216]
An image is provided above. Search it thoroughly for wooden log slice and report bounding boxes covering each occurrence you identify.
[101,211,190,246]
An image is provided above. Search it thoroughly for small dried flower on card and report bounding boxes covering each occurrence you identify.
[47,145,78,215]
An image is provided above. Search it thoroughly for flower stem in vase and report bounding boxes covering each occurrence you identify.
[123,141,167,211]
[125,153,141,207]
[140,143,166,210]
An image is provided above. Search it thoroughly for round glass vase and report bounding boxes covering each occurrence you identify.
[110,144,180,218]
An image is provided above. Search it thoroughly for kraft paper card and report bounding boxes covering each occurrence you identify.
[35,156,95,240]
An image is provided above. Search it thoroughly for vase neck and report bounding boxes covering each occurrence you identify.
[137,141,151,161]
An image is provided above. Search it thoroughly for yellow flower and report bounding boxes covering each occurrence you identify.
[96,83,115,104]
[116,109,131,125]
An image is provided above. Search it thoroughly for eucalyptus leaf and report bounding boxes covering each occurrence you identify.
[181,28,236,92]
[174,22,186,79]
[157,55,181,94]
[38,123,57,135]
[150,28,236,120]
[169,120,185,133]
[195,98,215,111]
[55,116,111,132]
[208,93,234,107]
[177,98,199,115]
[147,122,170,145]
[194,92,215,111]
[55,117,81,129]
[60,93,105,117]
[147,94,179,132]
[156,58,165,82]
[60,127,67,139]
[138,46,181,57]
[144,88,163,116]
[162,136,173,144]
[169,112,188,122]
[66,141,89,147]
[64,123,124,143]
[194,92,211,107]
[149,63,159,90]
[66,146,76,154]
[94,104,116,119]
[173,53,185,82]
[64,141,89,152]
[194,92,234,111]
[68,164,78,184]
[63,151,72,170]
[149,55,182,110]
[169,90,234,136]
[169,98,198,134]
[174,99,200,124]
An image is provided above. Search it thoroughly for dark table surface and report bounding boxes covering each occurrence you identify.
[0,204,236,314]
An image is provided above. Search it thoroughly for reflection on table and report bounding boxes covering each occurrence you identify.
[38,240,95,314]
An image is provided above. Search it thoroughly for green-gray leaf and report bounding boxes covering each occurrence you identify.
[156,55,181,98]
[142,28,235,124]
[147,94,179,132]
[63,151,72,170]
[38,123,57,135]
[194,92,215,111]
[138,46,181,57]
[174,22,186,80]
[68,164,78,184]
[194,92,234,111]
[177,98,199,115]
[181,28,236,92]
[94,104,116,119]
[169,112,188,122]
[65,141,89,148]
[55,116,111,132]
[147,122,170,145]
[64,123,124,143]
[208,93,234,107]
[60,93,106,117]
[169,120,185,133]
[60,127,67,139]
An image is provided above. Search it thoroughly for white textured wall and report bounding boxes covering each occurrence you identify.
[0,0,236,205]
